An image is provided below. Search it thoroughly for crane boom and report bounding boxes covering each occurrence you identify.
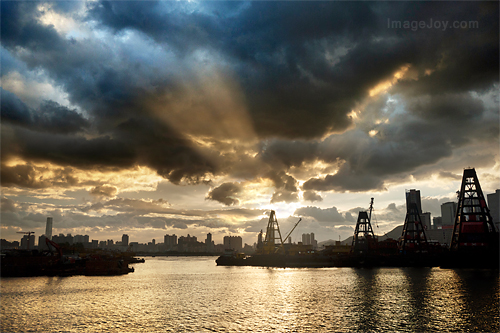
[282,218,302,244]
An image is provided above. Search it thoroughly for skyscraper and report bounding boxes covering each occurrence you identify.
[406,189,422,214]
[441,202,457,226]
[487,190,499,224]
[122,234,129,247]
[45,217,53,240]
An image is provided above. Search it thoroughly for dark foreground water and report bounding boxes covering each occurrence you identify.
[1,256,499,332]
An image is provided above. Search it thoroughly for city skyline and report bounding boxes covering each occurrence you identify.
[1,1,499,245]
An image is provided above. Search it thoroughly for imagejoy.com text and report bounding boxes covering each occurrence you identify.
[387,18,478,31]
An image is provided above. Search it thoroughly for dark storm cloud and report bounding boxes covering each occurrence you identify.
[1,89,90,134]
[302,90,498,192]
[206,182,242,206]
[1,1,498,193]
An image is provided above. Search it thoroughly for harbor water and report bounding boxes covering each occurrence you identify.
[1,256,499,332]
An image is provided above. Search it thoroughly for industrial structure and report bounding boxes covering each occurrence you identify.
[450,168,498,251]
[399,201,428,254]
[351,198,376,255]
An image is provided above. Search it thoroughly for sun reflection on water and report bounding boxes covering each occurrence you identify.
[1,258,498,332]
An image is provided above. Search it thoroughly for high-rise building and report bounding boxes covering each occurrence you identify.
[406,189,422,214]
[164,234,178,250]
[421,212,431,230]
[38,235,48,250]
[302,233,312,245]
[45,217,53,240]
[441,202,457,227]
[74,235,89,244]
[122,234,129,247]
[487,190,499,224]
[433,216,442,229]
[205,233,214,251]
[302,233,317,248]
[21,235,35,250]
[223,236,242,251]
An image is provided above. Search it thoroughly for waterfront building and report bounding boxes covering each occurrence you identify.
[164,234,178,250]
[205,233,214,251]
[406,189,422,214]
[301,233,318,249]
[421,212,431,230]
[433,217,442,229]
[21,235,35,250]
[74,235,89,244]
[52,233,74,244]
[487,190,499,226]
[38,235,48,250]
[441,202,457,227]
[223,236,242,251]
[122,234,129,247]
[45,217,53,240]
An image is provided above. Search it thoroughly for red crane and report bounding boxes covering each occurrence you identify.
[16,231,35,250]
[45,237,63,259]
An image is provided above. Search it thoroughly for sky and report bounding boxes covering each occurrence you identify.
[1,1,499,246]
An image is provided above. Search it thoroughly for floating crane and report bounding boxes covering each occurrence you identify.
[351,198,376,254]
[16,231,35,250]
[261,211,302,254]
[283,218,302,244]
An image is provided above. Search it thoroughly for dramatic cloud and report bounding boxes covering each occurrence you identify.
[1,1,498,244]
[206,182,242,206]
[89,185,118,198]
[294,206,353,224]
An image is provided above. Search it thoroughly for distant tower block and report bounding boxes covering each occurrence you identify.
[45,217,53,240]
[400,202,428,254]
[351,198,376,254]
[450,168,498,251]
[262,210,284,254]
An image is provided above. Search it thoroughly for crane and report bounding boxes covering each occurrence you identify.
[282,218,302,245]
[17,231,35,250]
[45,237,63,260]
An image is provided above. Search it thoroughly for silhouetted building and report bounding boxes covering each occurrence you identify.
[487,190,499,225]
[164,234,177,250]
[122,234,129,247]
[178,234,197,251]
[74,235,89,244]
[205,233,214,251]
[38,235,48,250]
[45,217,53,240]
[302,233,317,249]
[1,239,19,249]
[406,189,422,214]
[223,236,242,251]
[421,212,431,230]
[52,233,74,244]
[441,202,457,227]
[21,235,35,250]
[433,217,442,229]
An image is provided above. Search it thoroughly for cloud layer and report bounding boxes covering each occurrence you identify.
[1,1,498,243]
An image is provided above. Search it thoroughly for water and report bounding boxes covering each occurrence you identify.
[1,257,498,332]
